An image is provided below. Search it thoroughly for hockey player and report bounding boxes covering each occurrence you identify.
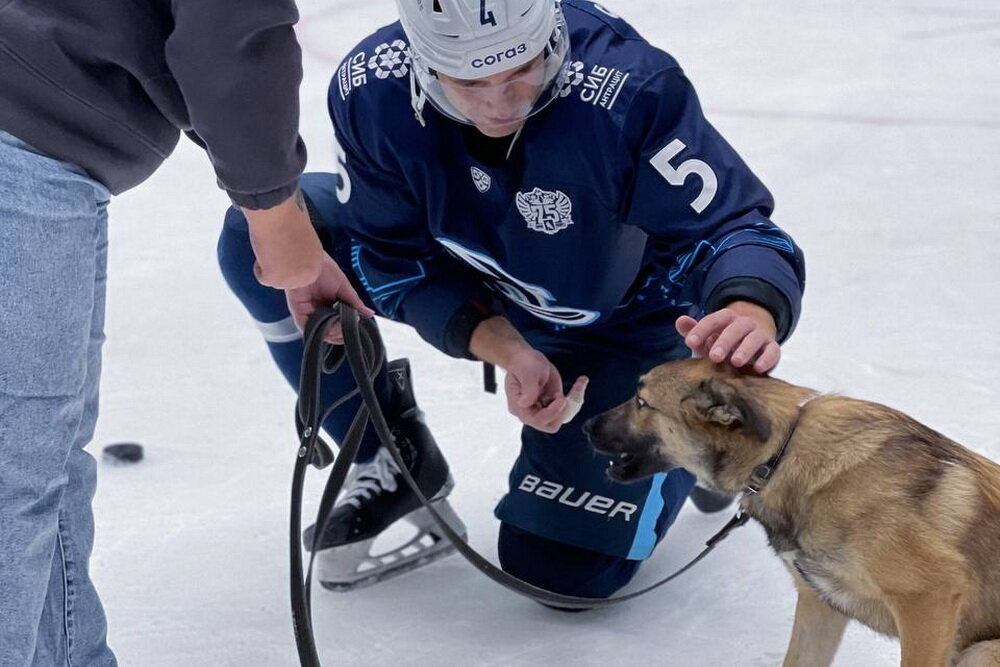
[218,0,805,599]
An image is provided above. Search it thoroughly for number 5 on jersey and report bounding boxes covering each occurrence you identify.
[650,138,718,214]
[332,135,351,204]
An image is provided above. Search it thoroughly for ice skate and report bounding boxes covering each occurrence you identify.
[304,359,467,591]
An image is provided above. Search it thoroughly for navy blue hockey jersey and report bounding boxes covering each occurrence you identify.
[327,0,804,357]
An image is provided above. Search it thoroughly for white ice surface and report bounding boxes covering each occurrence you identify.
[90,1,1000,665]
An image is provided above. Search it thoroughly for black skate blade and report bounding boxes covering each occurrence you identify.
[318,540,463,593]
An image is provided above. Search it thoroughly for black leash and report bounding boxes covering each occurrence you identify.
[289,306,384,667]
[289,305,756,664]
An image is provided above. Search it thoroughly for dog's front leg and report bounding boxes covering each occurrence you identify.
[887,588,964,667]
[782,579,849,667]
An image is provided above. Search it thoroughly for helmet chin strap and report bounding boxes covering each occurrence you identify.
[409,71,427,127]
[505,124,523,159]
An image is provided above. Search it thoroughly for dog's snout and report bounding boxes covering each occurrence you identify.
[584,412,624,455]
[583,413,615,447]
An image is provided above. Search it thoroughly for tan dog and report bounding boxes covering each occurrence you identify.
[584,358,1000,667]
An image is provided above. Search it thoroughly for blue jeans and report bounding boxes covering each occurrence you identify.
[0,131,117,666]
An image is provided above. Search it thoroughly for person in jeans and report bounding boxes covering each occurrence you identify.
[0,2,369,664]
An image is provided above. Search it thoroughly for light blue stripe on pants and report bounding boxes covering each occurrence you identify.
[0,130,117,666]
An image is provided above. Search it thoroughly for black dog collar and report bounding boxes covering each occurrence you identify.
[743,397,816,495]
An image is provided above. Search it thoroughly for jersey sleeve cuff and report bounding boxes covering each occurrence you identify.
[704,276,794,343]
[442,296,504,360]
[699,242,803,342]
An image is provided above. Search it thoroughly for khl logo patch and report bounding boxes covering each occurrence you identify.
[470,166,491,193]
[515,187,574,235]
[368,40,410,80]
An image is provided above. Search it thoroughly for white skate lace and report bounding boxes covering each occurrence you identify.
[340,447,401,508]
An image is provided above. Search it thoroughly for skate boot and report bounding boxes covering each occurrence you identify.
[688,485,736,513]
[304,358,467,591]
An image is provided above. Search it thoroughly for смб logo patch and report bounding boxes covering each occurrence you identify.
[368,40,410,79]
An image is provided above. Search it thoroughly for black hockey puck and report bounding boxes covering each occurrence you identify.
[102,442,145,464]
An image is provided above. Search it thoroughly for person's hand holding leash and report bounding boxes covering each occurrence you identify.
[244,190,374,344]
[286,254,374,344]
[244,190,325,289]
[676,300,780,373]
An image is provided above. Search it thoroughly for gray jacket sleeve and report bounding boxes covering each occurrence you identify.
[165,0,306,209]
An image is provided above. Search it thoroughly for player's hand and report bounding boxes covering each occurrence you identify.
[244,190,324,290]
[504,350,587,434]
[468,316,587,432]
[676,301,781,373]
[285,254,375,344]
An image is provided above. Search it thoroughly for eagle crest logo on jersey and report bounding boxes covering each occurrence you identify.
[470,166,492,193]
[368,40,410,80]
[515,188,574,235]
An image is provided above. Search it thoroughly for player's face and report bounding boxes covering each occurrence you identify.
[437,54,546,137]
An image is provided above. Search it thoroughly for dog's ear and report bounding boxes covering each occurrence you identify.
[689,379,772,442]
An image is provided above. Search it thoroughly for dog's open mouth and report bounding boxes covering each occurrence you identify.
[606,451,639,482]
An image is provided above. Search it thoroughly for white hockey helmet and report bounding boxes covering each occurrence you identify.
[395,0,570,127]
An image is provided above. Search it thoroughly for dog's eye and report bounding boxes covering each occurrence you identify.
[635,395,648,409]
